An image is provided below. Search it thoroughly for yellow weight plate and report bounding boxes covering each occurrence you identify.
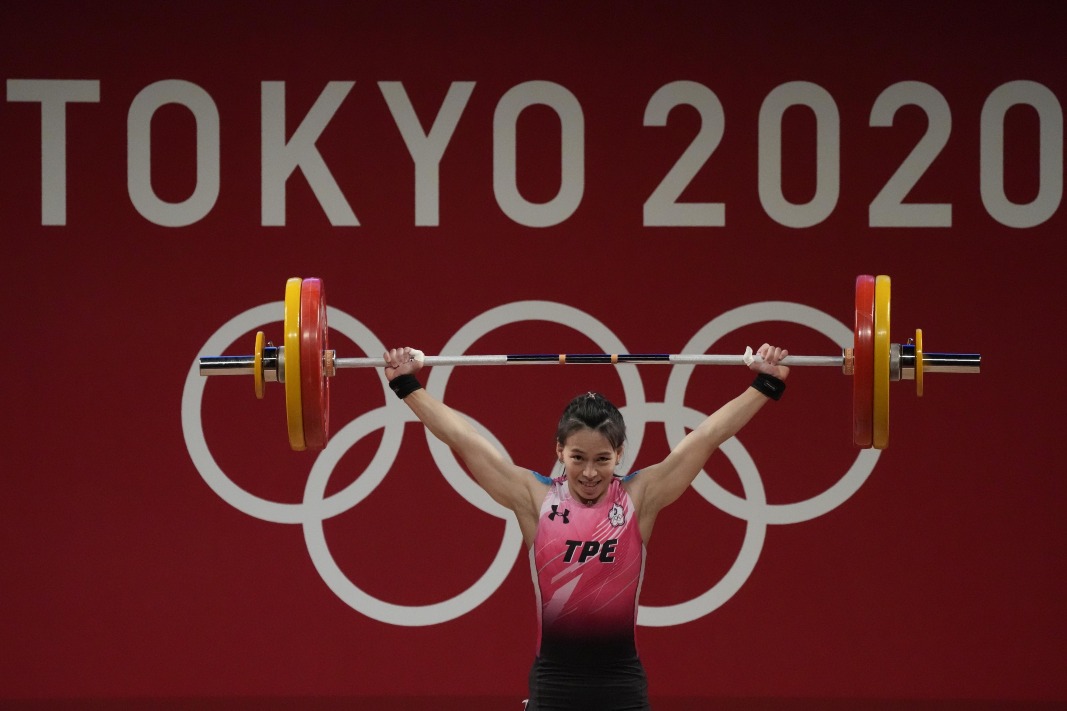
[284,277,306,451]
[915,328,923,398]
[873,275,891,449]
[253,330,265,400]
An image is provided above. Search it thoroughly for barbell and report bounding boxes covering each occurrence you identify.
[198,275,981,451]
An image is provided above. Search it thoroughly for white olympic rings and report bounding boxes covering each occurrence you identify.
[182,299,880,627]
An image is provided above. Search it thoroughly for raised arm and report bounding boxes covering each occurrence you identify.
[383,347,546,538]
[628,343,790,539]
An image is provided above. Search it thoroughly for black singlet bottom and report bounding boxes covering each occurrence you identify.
[525,652,650,711]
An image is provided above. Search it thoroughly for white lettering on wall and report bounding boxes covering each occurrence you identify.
[6,79,101,226]
[261,81,358,227]
[127,80,220,227]
[493,81,584,228]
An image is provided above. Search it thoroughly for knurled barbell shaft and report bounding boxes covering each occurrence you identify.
[339,353,845,367]
[198,351,842,376]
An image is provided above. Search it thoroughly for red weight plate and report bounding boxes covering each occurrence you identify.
[300,278,330,450]
[853,275,875,448]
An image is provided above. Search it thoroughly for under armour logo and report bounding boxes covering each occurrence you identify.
[548,504,570,524]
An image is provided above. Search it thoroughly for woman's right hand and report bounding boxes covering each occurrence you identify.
[382,347,424,381]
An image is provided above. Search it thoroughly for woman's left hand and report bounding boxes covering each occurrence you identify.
[751,343,790,380]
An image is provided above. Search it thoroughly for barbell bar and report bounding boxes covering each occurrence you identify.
[198,275,981,452]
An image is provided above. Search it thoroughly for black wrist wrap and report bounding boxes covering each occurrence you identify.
[389,374,423,399]
[750,372,786,401]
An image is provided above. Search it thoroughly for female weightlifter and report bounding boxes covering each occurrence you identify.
[382,343,789,711]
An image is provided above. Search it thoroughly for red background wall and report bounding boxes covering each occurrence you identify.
[2,2,1064,708]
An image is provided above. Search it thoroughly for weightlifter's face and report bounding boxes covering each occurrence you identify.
[557,428,621,505]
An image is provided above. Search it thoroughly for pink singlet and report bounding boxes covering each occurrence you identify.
[529,473,645,661]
